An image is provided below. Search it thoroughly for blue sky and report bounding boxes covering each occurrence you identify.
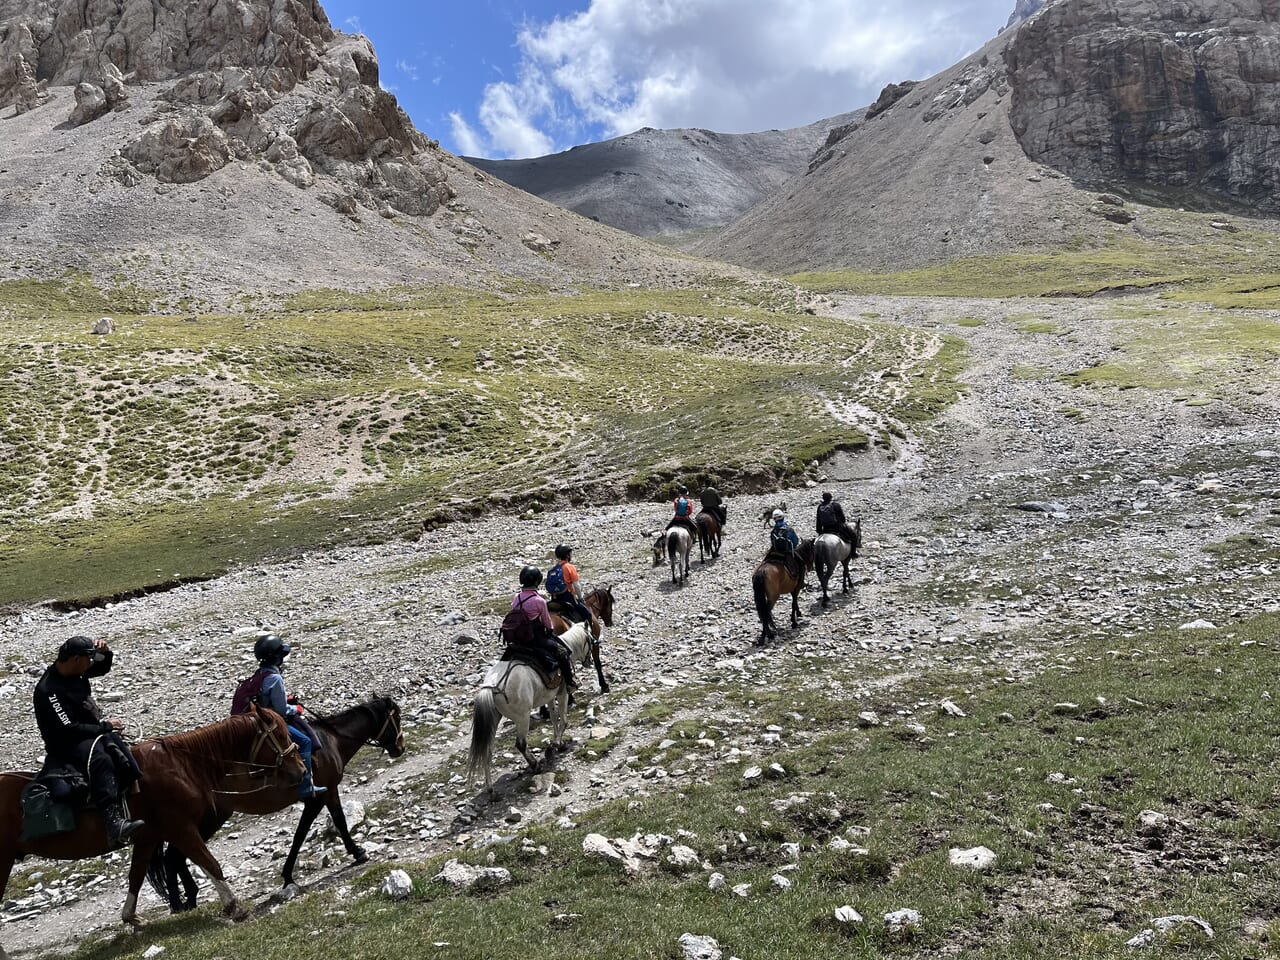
[320,0,1019,160]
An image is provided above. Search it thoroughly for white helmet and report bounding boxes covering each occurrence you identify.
[772,509,785,520]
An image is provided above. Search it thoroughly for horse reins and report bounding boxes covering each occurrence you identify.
[207,720,300,796]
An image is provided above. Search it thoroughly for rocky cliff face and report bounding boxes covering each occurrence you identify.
[0,0,450,220]
[1006,0,1280,210]
[1002,0,1049,31]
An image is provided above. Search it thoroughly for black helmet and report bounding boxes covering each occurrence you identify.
[253,633,290,664]
[822,491,833,503]
[554,544,572,561]
[519,565,543,588]
[678,485,688,494]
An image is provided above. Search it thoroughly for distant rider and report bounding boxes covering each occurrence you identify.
[699,485,727,528]
[667,485,698,534]
[815,491,858,545]
[34,636,146,846]
[768,508,803,580]
[240,635,327,800]
[546,544,595,630]
[512,566,577,689]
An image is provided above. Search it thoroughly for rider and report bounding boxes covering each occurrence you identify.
[33,636,146,846]
[546,545,595,630]
[768,508,803,580]
[667,485,698,534]
[699,484,727,528]
[242,634,327,800]
[513,566,577,689]
[816,491,858,545]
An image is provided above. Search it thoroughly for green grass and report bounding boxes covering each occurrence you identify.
[0,277,963,606]
[53,612,1280,960]
[788,229,1280,300]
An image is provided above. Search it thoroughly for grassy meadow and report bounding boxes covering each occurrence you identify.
[0,276,962,607]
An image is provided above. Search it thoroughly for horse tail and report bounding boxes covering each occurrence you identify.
[146,843,173,904]
[467,688,500,786]
[752,568,770,628]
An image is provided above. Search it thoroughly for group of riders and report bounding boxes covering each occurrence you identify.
[27,487,858,851]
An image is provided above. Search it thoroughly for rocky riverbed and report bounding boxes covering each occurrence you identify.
[1,291,1277,957]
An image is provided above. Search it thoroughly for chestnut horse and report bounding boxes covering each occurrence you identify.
[0,703,302,945]
[148,697,406,912]
[548,586,615,693]
[751,538,816,644]
[695,510,722,562]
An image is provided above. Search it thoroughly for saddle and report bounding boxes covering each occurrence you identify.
[667,516,697,534]
[765,547,804,583]
[546,598,584,623]
[499,644,564,689]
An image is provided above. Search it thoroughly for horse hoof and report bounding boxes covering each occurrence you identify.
[353,847,369,864]
[599,683,611,694]
[225,903,252,922]
[123,917,147,931]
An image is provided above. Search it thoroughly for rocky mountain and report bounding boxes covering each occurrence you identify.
[464,113,860,239]
[698,0,1280,274]
[1002,0,1049,31]
[1006,0,1280,212]
[0,0,710,296]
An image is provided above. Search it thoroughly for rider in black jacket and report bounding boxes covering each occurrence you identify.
[34,636,145,846]
[815,491,859,547]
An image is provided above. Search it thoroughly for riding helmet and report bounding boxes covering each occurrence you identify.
[554,544,573,561]
[772,509,785,521]
[519,565,543,588]
[253,633,290,664]
[821,491,833,503]
[678,485,688,494]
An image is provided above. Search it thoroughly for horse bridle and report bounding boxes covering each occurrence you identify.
[363,704,403,751]
[213,716,301,796]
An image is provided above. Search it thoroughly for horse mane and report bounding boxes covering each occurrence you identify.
[149,712,257,754]
[313,696,392,730]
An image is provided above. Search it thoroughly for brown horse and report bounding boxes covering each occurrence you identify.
[695,510,722,562]
[751,538,816,644]
[548,586,615,693]
[148,697,406,912]
[0,704,303,941]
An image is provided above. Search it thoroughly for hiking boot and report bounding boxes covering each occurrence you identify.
[104,805,145,847]
[297,760,328,800]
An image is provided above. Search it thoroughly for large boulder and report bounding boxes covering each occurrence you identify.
[67,80,107,125]
[1006,0,1280,210]
[122,114,232,183]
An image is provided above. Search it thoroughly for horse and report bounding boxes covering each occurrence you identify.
[146,697,406,912]
[0,703,303,941]
[548,585,615,693]
[751,538,816,644]
[651,526,693,585]
[695,510,722,562]
[468,623,593,794]
[814,519,863,606]
[760,501,788,527]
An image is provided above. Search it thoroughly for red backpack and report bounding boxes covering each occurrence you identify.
[230,669,268,715]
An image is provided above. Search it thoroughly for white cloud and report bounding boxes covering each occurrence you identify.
[396,58,419,81]
[450,112,485,157]
[459,0,1012,158]
[344,15,362,32]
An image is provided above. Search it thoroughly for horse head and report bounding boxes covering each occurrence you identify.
[852,518,863,557]
[798,537,817,571]
[370,696,406,758]
[248,702,306,788]
[594,585,616,627]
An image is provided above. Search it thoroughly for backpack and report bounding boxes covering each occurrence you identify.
[545,563,567,595]
[500,597,537,647]
[770,526,794,552]
[231,669,268,716]
[817,502,838,529]
[675,496,691,517]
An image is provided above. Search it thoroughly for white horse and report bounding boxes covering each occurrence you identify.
[814,519,862,606]
[468,623,593,794]
[651,526,693,585]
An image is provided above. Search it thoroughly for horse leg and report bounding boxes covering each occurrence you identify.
[173,849,199,912]
[790,587,802,627]
[167,828,250,921]
[124,839,161,928]
[280,795,331,889]
[513,709,541,772]
[553,686,570,752]
[591,631,609,693]
[842,558,852,593]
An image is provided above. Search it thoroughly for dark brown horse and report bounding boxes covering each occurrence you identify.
[0,703,303,941]
[149,697,406,911]
[751,538,816,644]
[548,586,615,693]
[695,510,722,562]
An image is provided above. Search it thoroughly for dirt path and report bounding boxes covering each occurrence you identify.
[1,292,1276,957]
